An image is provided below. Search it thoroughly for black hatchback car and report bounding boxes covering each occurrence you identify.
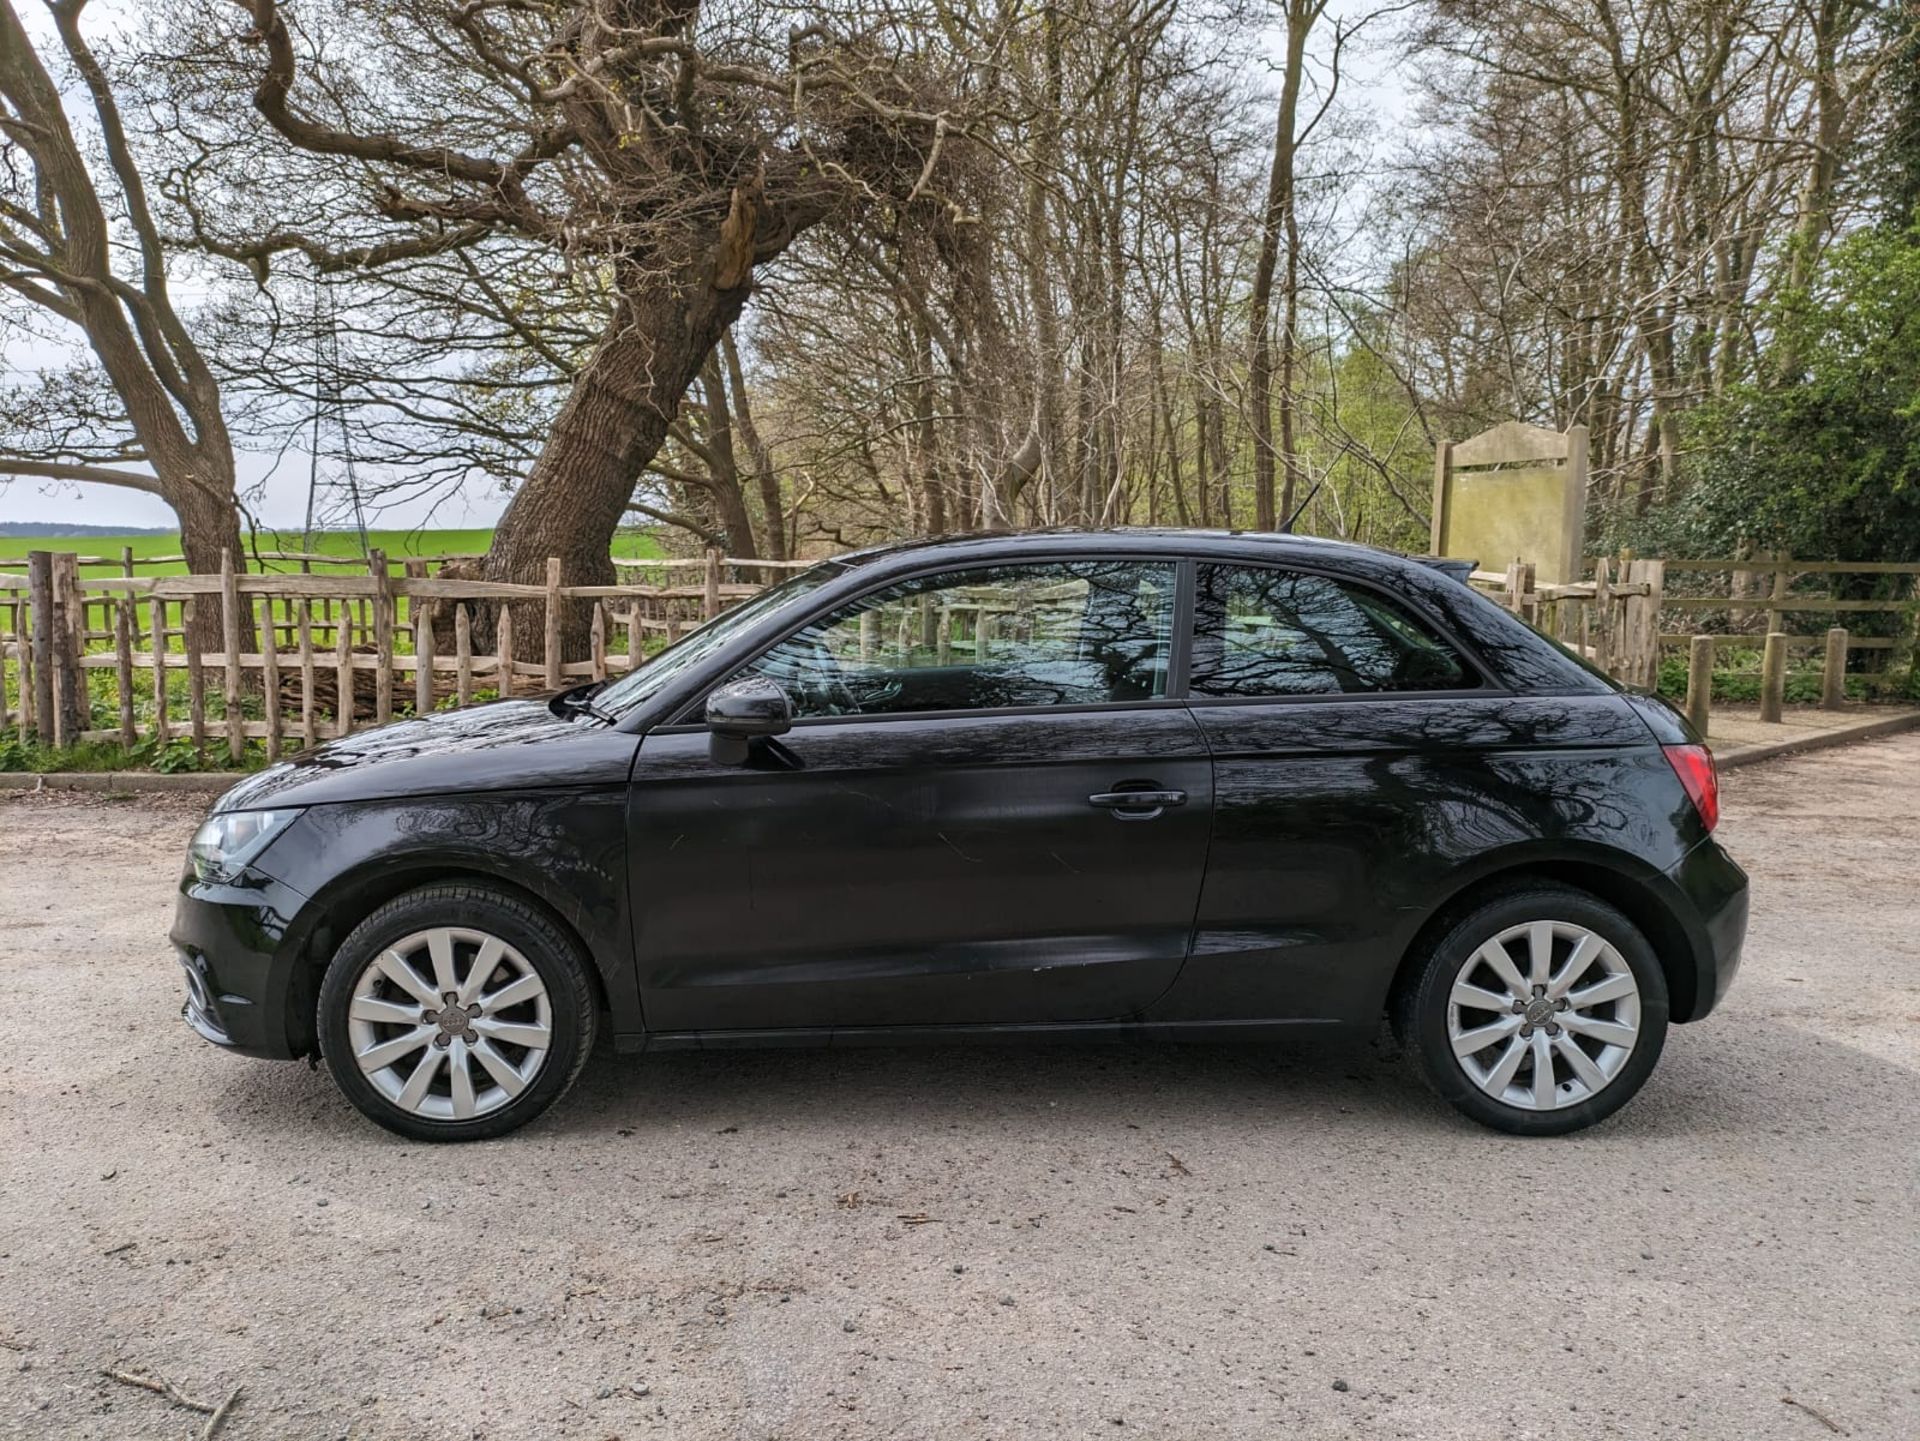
[173,530,1747,1140]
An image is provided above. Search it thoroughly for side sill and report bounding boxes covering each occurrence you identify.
[618,1018,1351,1053]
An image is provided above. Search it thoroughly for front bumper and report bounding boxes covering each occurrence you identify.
[170,867,314,1059]
[1663,836,1749,1021]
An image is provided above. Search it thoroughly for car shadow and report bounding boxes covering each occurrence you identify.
[208,1008,1915,1150]
[553,1030,1444,1135]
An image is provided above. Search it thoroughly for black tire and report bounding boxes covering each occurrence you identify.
[317,884,597,1142]
[1392,885,1669,1136]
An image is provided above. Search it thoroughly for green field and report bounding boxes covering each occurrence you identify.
[0,528,665,575]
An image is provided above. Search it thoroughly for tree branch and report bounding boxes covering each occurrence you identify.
[0,457,165,493]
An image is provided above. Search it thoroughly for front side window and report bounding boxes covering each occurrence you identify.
[1191,564,1474,698]
[735,559,1176,719]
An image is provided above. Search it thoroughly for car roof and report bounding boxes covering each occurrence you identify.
[830,527,1427,573]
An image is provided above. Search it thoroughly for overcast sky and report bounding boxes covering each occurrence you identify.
[0,4,1410,537]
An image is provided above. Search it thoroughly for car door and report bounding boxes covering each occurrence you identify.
[1153,560,1650,1028]
[625,556,1213,1034]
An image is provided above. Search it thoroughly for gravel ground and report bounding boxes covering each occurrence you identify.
[1,736,1916,1441]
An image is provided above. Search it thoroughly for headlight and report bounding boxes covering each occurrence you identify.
[188,808,303,883]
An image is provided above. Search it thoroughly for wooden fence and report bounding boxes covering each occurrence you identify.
[0,544,812,582]
[0,548,789,761]
[5,542,1914,761]
[1472,554,1920,734]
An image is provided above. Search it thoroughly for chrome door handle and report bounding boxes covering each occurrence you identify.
[1088,789,1187,819]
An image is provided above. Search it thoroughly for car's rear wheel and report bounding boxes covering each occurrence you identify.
[317,885,596,1141]
[1394,886,1669,1135]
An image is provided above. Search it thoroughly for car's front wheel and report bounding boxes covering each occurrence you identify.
[1394,885,1669,1135]
[317,884,597,1141]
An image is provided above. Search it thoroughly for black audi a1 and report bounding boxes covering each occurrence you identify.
[172,530,1747,1140]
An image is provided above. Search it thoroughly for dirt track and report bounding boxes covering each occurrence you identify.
[1,735,1916,1440]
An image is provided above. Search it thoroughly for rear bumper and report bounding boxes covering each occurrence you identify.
[169,868,314,1060]
[1663,837,1749,1022]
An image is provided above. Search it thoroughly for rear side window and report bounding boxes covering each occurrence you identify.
[1190,564,1475,698]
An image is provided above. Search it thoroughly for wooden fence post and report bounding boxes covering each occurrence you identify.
[1685,635,1714,738]
[26,552,55,746]
[455,604,474,708]
[370,549,393,725]
[150,597,169,747]
[261,596,284,757]
[1822,627,1848,710]
[47,552,86,745]
[220,552,245,762]
[1622,559,1664,690]
[297,603,316,746]
[625,605,641,673]
[403,559,430,717]
[55,551,83,656]
[1643,560,1666,689]
[121,545,139,648]
[185,598,208,760]
[703,548,722,620]
[14,591,34,741]
[114,597,136,748]
[544,557,563,690]
[590,601,607,681]
[1759,631,1788,723]
[334,614,354,739]
[415,585,436,718]
[497,605,515,698]
[1591,557,1612,675]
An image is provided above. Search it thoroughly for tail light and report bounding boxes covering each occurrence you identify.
[1662,743,1719,832]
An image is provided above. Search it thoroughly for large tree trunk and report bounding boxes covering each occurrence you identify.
[1249,6,1312,534]
[482,227,761,658]
[168,470,247,656]
[695,354,763,560]
[1277,198,1302,529]
[912,317,949,534]
[721,330,787,561]
[1023,2,1068,522]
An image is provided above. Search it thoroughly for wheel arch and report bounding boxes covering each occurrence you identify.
[1384,847,1704,1026]
[281,860,613,1057]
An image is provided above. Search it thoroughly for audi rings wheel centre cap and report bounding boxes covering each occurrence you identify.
[1523,997,1556,1027]
[434,1002,472,1035]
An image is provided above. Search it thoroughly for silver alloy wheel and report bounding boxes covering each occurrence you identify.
[1445,919,1641,1111]
[345,927,552,1122]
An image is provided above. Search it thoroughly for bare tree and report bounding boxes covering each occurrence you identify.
[1246,0,1330,531]
[1390,0,1902,513]
[0,0,243,602]
[161,0,972,651]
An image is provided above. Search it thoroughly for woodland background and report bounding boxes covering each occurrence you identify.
[3,0,1918,657]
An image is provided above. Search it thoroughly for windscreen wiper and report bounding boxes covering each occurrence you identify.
[556,686,618,725]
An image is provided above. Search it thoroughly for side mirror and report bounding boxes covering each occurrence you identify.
[705,676,793,765]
